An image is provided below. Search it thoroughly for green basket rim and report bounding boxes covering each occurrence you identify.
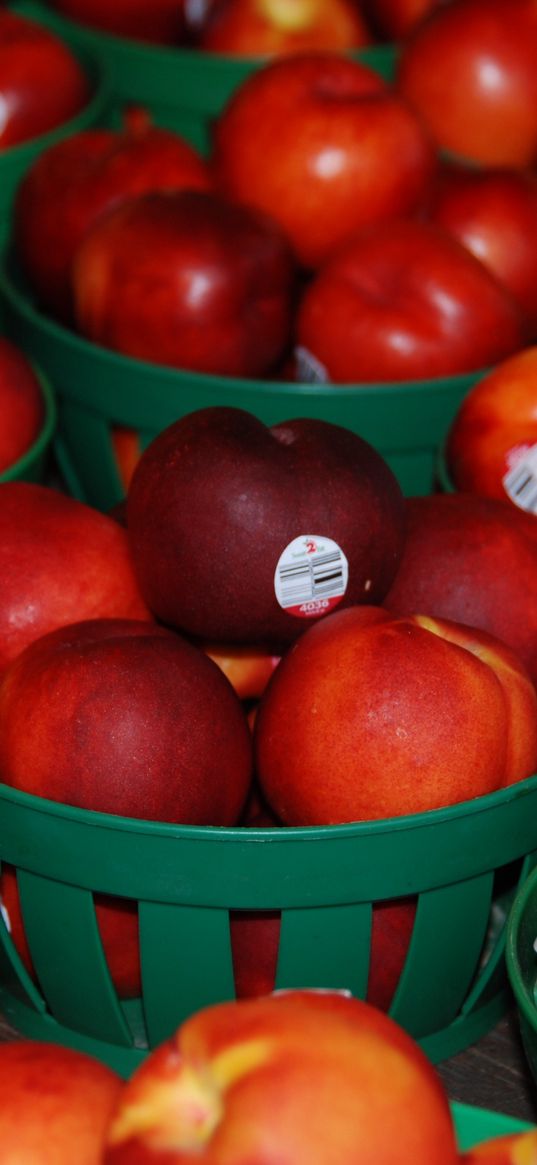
[506,861,537,1025]
[0,249,488,401]
[0,366,56,482]
[452,1100,533,1148]
[2,770,537,842]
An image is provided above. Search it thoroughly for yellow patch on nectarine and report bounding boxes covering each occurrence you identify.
[211,1036,275,1089]
[257,0,322,29]
[107,1063,223,1153]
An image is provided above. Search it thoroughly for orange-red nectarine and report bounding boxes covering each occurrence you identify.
[0,1039,122,1165]
[103,990,459,1164]
[255,606,537,824]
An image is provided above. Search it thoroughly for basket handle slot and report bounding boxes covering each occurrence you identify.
[389,872,494,1038]
[56,400,124,509]
[462,851,537,1016]
[17,869,133,1046]
[139,901,235,1049]
[0,865,46,1015]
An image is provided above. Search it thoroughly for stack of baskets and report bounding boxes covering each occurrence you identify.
[0,7,536,1139]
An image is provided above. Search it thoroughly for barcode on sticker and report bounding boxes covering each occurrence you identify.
[278,550,345,606]
[274,535,349,618]
[503,443,537,512]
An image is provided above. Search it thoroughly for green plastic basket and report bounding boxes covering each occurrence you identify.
[2,775,537,1077]
[0,247,477,511]
[435,445,456,493]
[8,0,398,151]
[453,1102,532,1152]
[0,32,111,224]
[506,862,537,1086]
[0,367,56,484]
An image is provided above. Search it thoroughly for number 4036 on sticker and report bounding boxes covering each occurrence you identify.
[274,535,349,619]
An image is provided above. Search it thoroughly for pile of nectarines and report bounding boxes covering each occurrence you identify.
[1,406,537,1013]
[11,16,537,399]
[2,4,537,1159]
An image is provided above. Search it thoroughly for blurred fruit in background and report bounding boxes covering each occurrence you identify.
[198,0,372,55]
[0,9,90,149]
[445,348,537,508]
[213,51,437,269]
[396,0,537,167]
[14,122,212,323]
[46,0,187,44]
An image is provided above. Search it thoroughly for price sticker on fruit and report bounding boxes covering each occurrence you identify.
[274,535,349,618]
[502,444,537,512]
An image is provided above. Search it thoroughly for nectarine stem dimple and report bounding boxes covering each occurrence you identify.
[108,1062,224,1152]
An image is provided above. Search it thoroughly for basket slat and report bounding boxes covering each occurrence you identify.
[140,902,235,1047]
[390,874,493,1037]
[17,870,133,1045]
[275,903,371,998]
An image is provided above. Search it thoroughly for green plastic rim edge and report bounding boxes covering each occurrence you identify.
[453,1101,532,1152]
[506,863,537,1030]
[0,368,56,483]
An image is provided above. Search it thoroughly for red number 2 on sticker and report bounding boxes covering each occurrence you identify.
[306,540,317,554]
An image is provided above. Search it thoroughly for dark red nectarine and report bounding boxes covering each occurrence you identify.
[384,493,537,688]
[126,406,406,645]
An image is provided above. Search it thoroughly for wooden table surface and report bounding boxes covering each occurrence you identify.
[2,999,537,1125]
[437,1007,537,1123]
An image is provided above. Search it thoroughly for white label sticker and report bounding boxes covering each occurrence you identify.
[274,535,348,618]
[295,345,330,384]
[502,442,537,512]
[0,901,11,934]
[184,0,212,28]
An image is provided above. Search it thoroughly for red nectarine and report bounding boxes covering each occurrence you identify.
[213,51,437,269]
[199,0,372,55]
[0,618,253,824]
[445,348,537,505]
[396,0,537,167]
[295,219,525,384]
[0,339,45,475]
[15,123,212,323]
[0,482,151,676]
[0,11,90,149]
[459,1128,537,1162]
[73,189,296,378]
